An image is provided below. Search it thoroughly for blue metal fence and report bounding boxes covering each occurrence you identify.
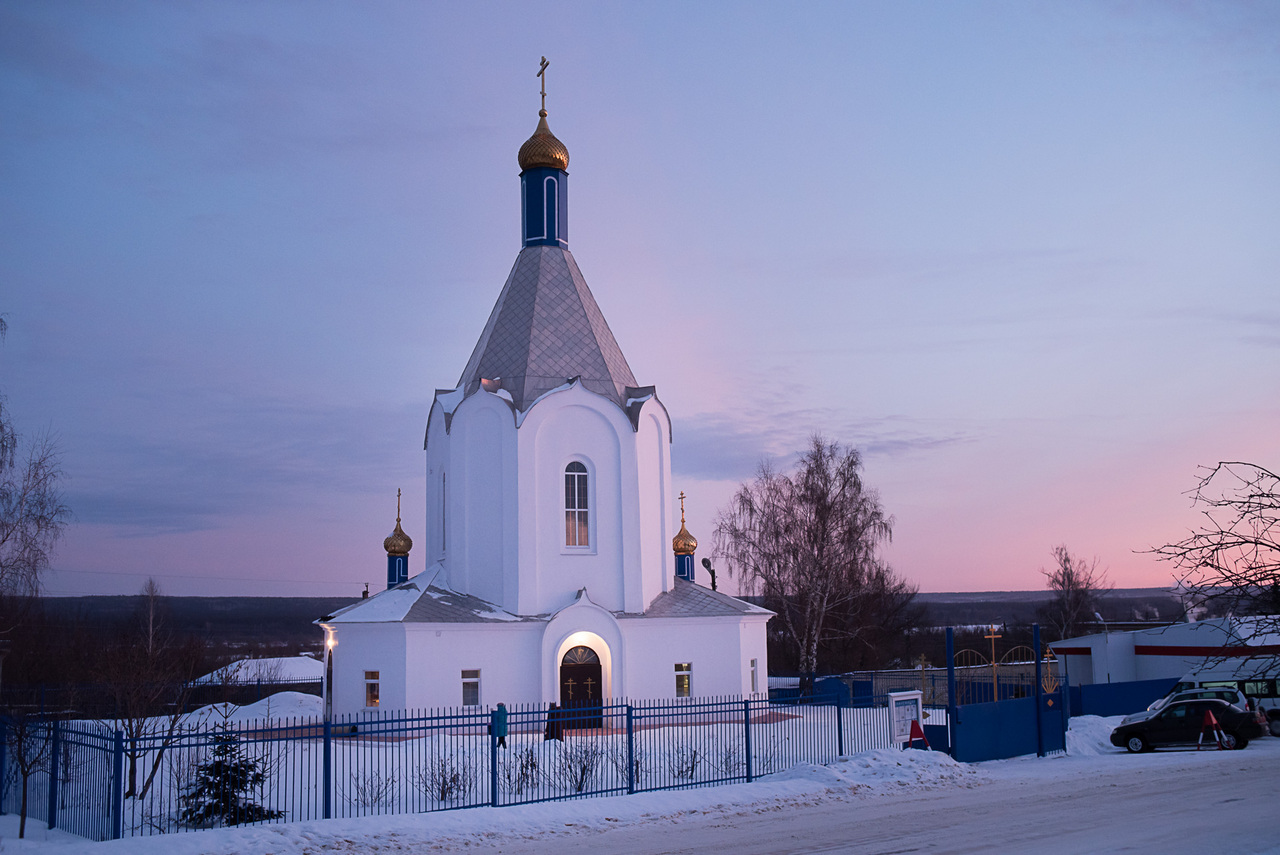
[1,692,910,842]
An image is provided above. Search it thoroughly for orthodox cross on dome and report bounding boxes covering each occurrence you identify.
[396,487,402,523]
[537,56,550,115]
[678,491,686,524]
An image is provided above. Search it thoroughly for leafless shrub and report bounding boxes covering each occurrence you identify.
[606,744,646,785]
[413,755,475,804]
[713,739,744,776]
[497,746,540,796]
[549,740,604,793]
[345,770,398,811]
[667,744,701,780]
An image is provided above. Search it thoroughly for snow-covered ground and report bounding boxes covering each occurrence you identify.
[2,716,1275,854]
[182,690,324,725]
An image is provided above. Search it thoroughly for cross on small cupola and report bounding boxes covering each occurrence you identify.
[383,488,414,589]
[518,56,570,248]
[672,491,699,583]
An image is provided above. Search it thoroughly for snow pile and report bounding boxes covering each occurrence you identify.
[1065,715,1123,756]
[776,747,988,793]
[185,692,323,726]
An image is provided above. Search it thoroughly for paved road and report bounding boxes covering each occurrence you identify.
[463,739,1279,855]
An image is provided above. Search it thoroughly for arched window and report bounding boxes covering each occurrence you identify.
[564,461,589,547]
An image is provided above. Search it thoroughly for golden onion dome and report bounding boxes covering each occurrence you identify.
[672,522,698,556]
[383,489,413,556]
[518,110,570,172]
[384,519,413,556]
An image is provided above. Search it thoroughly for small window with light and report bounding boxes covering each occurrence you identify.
[364,671,380,708]
[675,663,692,698]
[462,669,480,706]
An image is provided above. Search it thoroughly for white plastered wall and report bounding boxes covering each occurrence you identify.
[618,615,771,699]
[325,623,407,717]
[426,391,521,611]
[403,621,543,709]
[635,404,674,610]
[519,385,634,615]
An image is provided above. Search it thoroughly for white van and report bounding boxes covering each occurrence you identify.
[1169,657,1280,737]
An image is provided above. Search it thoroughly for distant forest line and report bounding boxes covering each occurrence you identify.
[31,588,1189,653]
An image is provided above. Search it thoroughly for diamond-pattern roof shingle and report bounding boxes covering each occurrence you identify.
[458,246,637,411]
[642,580,773,618]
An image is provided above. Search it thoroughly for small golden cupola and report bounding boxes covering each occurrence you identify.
[672,492,698,583]
[517,111,570,172]
[384,489,413,589]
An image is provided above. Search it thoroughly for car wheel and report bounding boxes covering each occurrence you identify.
[1125,735,1147,753]
[1218,732,1245,750]
[1269,718,1280,738]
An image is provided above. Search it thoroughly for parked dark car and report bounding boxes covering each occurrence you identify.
[1119,688,1251,726]
[1111,699,1264,752]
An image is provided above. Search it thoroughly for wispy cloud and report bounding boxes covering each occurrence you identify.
[672,409,976,482]
[65,393,419,536]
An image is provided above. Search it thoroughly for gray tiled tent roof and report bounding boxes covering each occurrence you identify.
[458,246,637,411]
[643,579,772,618]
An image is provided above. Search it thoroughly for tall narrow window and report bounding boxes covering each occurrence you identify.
[364,671,380,708]
[441,472,447,553]
[675,663,692,698]
[750,658,758,694]
[462,669,480,706]
[564,462,589,547]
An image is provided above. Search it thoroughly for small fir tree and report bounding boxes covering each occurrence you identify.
[179,728,282,827]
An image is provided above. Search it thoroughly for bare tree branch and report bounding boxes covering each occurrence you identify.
[1151,462,1280,644]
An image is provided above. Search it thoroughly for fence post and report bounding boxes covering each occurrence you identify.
[946,627,958,759]
[489,709,499,808]
[625,705,635,795]
[1033,624,1044,758]
[46,719,60,830]
[322,718,332,820]
[743,699,753,783]
[835,693,844,758]
[110,730,124,840]
[0,718,7,815]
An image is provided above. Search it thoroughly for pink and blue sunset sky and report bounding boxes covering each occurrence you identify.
[2,2,1277,597]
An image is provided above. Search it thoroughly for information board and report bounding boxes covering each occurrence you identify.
[887,690,924,744]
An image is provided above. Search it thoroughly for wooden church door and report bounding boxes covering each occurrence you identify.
[559,645,603,728]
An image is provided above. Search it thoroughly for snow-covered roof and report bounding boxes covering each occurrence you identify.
[194,656,324,685]
[640,579,773,619]
[319,571,765,626]
[320,565,526,625]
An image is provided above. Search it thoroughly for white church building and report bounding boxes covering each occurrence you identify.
[318,94,771,717]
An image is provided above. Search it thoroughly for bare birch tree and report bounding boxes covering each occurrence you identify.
[0,315,70,597]
[714,435,905,690]
[1037,545,1109,641]
[99,578,204,799]
[5,710,52,838]
[1152,461,1280,645]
